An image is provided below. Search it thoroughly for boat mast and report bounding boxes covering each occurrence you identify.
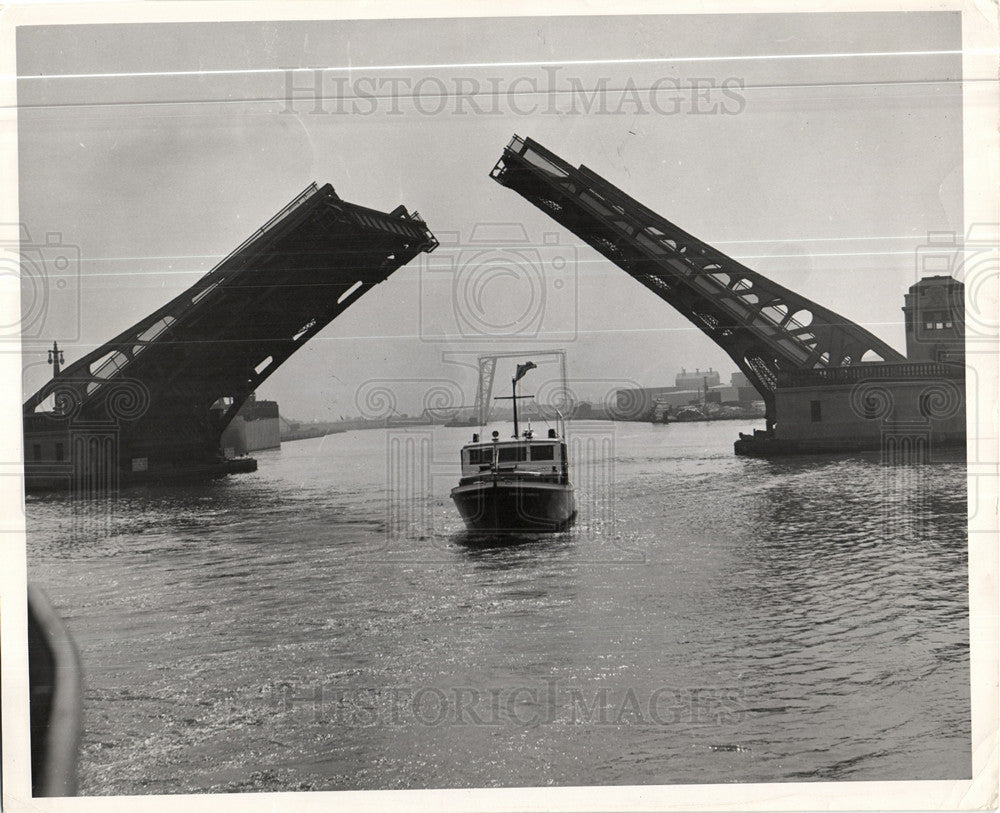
[496,361,536,439]
[512,376,520,439]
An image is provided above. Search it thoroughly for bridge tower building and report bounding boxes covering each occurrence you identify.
[903,276,965,364]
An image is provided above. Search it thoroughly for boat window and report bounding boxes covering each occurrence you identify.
[530,445,555,461]
[497,446,527,463]
[466,448,492,465]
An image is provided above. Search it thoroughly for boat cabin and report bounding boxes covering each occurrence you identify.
[459,430,569,485]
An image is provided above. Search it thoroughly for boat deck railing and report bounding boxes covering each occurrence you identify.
[458,470,568,487]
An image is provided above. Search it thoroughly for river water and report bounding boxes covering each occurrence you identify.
[25,421,970,794]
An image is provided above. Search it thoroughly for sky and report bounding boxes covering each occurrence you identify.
[15,12,963,420]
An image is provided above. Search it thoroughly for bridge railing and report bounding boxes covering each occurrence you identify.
[201,182,322,281]
[777,361,965,387]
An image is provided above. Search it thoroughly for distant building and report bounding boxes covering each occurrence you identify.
[675,367,721,389]
[718,371,760,403]
[614,386,678,420]
[670,370,760,405]
[220,394,280,456]
[616,369,753,419]
[707,385,730,404]
[653,390,702,409]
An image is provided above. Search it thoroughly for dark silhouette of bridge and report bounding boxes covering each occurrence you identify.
[23,182,437,491]
[489,135,906,430]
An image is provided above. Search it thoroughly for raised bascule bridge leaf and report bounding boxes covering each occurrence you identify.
[489,135,905,430]
[23,183,437,490]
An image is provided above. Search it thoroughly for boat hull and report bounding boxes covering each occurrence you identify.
[450,480,576,532]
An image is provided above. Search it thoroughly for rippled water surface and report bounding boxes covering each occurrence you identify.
[26,421,970,793]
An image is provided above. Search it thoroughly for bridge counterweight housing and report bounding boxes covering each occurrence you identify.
[23,183,437,491]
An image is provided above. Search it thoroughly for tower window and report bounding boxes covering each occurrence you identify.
[810,400,822,422]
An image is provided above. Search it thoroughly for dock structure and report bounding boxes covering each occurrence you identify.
[490,135,965,456]
[23,183,437,491]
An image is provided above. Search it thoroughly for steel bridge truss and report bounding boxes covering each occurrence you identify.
[489,136,904,427]
[24,182,437,467]
[472,349,568,426]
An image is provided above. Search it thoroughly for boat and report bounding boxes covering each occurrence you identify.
[28,585,83,797]
[450,362,576,533]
